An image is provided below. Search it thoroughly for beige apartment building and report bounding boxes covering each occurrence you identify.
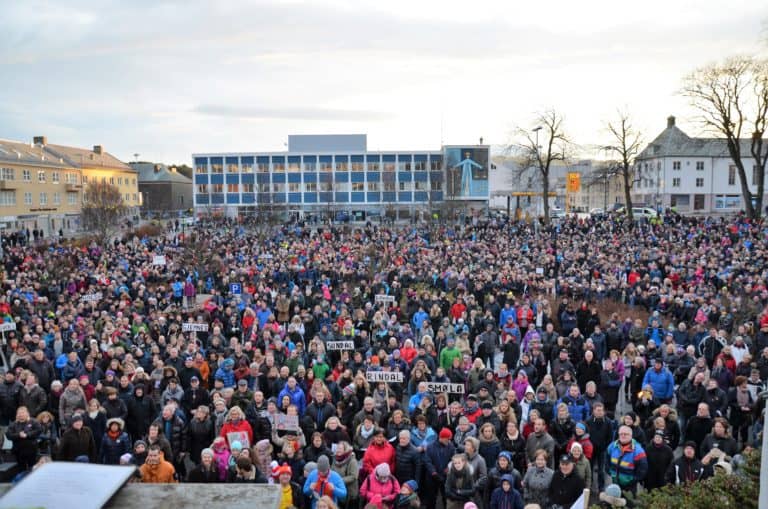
[0,136,139,237]
[0,138,82,236]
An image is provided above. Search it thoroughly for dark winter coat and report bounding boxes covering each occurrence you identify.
[0,380,22,424]
[58,426,97,462]
[186,417,215,463]
[187,464,221,483]
[547,470,584,507]
[644,442,674,490]
[126,393,157,439]
[99,431,132,464]
[19,384,48,418]
[425,439,456,485]
[152,416,186,461]
[394,443,422,484]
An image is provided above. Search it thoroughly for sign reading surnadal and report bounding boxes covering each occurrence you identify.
[425,382,465,394]
[80,292,103,303]
[365,371,403,383]
[326,341,354,351]
[182,323,209,332]
[374,294,396,304]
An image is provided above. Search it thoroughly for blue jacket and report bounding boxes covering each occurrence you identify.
[424,439,456,482]
[215,361,236,388]
[278,385,307,414]
[641,366,675,400]
[557,393,591,422]
[489,482,524,509]
[412,311,429,331]
[408,392,428,414]
[303,469,347,508]
[410,425,436,449]
[499,307,516,326]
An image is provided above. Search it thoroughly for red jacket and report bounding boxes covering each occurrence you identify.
[362,441,395,474]
[567,435,594,461]
[220,419,254,447]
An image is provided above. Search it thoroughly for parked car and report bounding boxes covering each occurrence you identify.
[614,206,659,219]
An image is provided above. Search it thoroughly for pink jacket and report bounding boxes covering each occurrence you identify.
[360,475,400,509]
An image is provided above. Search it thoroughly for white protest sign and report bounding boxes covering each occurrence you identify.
[182,322,209,332]
[366,370,403,383]
[425,382,465,394]
[535,267,544,275]
[153,255,166,266]
[0,322,16,333]
[80,292,102,303]
[326,341,354,351]
[375,294,395,304]
[274,413,299,431]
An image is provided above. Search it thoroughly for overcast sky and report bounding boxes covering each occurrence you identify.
[1,0,766,163]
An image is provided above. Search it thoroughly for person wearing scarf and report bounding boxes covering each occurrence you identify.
[332,441,359,508]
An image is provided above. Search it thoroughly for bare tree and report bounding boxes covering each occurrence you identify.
[512,109,570,222]
[681,56,768,219]
[81,181,127,245]
[605,110,643,222]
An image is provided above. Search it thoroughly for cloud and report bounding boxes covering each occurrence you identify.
[192,104,392,122]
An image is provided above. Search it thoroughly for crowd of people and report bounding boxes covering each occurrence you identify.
[0,212,766,509]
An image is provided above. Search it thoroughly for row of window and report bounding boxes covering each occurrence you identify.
[197,181,436,194]
[81,175,137,186]
[0,168,138,187]
[0,168,76,183]
[195,159,443,174]
[0,191,139,207]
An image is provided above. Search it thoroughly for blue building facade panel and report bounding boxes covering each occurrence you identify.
[193,145,489,212]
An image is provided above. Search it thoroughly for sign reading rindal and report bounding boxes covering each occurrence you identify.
[374,294,396,304]
[182,323,209,332]
[365,371,403,383]
[0,322,17,333]
[326,341,354,351]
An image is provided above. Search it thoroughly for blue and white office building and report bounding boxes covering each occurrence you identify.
[192,134,490,220]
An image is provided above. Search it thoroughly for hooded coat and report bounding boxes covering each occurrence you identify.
[360,464,400,509]
[489,474,524,509]
[100,418,132,465]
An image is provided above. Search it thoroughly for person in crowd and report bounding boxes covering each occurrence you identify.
[140,444,177,483]
[547,454,585,509]
[606,425,648,495]
[644,430,675,491]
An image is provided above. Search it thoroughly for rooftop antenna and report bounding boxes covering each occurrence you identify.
[133,153,140,162]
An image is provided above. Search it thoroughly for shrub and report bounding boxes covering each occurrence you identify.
[628,449,760,509]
